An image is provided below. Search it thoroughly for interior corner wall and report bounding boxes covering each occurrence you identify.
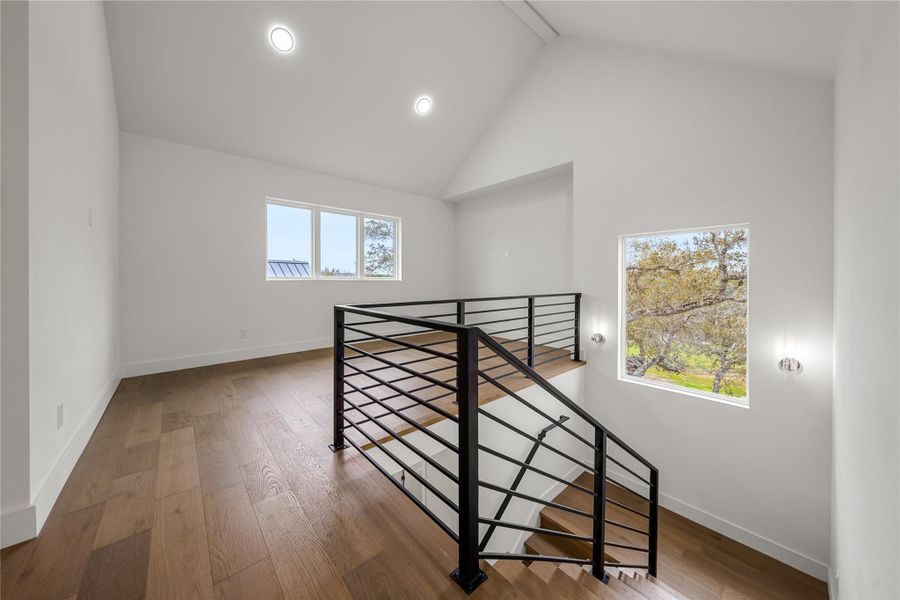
[445,38,834,578]
[118,133,456,376]
[832,3,900,599]
[25,0,121,535]
[453,171,573,297]
[1,0,34,546]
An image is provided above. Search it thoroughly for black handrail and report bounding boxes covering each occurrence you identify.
[331,292,659,593]
[479,415,570,552]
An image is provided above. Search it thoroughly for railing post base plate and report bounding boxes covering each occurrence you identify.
[591,566,610,584]
[450,568,487,594]
[328,443,348,453]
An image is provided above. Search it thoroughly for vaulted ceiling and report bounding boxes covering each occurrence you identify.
[105,1,851,199]
[104,1,544,197]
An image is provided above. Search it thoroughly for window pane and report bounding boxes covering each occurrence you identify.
[266,203,312,278]
[320,211,357,278]
[363,217,396,278]
[623,227,749,400]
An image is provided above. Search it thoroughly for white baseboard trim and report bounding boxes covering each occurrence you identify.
[607,467,830,581]
[28,368,122,539]
[0,504,37,548]
[121,337,333,377]
[828,566,837,600]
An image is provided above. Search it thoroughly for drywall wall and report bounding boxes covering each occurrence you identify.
[1,0,34,546]
[119,133,456,375]
[25,0,121,534]
[454,172,573,297]
[446,37,834,578]
[832,3,900,598]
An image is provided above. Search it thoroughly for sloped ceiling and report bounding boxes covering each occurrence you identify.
[104,1,544,197]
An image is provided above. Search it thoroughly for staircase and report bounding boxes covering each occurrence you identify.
[331,293,660,594]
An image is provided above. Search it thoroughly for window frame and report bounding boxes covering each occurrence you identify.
[265,196,402,282]
[617,223,750,408]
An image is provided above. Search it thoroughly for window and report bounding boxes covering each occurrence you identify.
[265,198,400,281]
[620,225,749,404]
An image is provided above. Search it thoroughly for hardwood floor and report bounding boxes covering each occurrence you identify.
[1,347,827,599]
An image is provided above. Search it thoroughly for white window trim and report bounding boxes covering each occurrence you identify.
[265,196,402,282]
[616,223,750,408]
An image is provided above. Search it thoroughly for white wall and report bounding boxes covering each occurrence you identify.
[454,171,573,297]
[119,133,456,375]
[1,0,33,545]
[832,3,900,599]
[446,38,834,578]
[1,0,122,543]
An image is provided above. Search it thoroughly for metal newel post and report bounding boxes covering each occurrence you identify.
[329,307,347,452]
[573,293,582,361]
[527,297,535,368]
[649,469,659,577]
[591,428,610,583]
[451,327,487,593]
[457,300,466,325]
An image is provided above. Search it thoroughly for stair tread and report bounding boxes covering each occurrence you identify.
[622,573,680,600]
[645,575,691,600]
[557,563,635,600]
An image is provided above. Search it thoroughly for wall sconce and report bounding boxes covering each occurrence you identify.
[591,333,606,343]
[779,357,802,373]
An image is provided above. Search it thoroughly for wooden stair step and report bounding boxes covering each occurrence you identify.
[645,574,691,600]
[621,572,680,600]
[557,563,633,600]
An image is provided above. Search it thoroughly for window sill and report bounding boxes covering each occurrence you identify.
[617,374,749,409]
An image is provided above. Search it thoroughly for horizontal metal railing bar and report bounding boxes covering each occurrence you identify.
[464,305,527,316]
[533,301,576,309]
[606,455,652,486]
[344,326,457,361]
[478,480,594,519]
[344,325,438,343]
[533,309,576,319]
[349,388,457,427]
[341,379,459,453]
[341,364,459,426]
[345,335,459,360]
[348,293,578,309]
[533,325,577,339]
[477,444,594,497]
[476,331,659,473]
[478,408,594,472]
[603,562,649,569]
[534,317,578,329]
[340,435,460,544]
[477,369,596,451]
[338,305,465,333]
[343,371,452,410]
[606,496,651,519]
[342,396,458,483]
[534,352,575,368]
[605,519,650,536]
[353,364,454,392]
[607,477,652,504]
[604,542,650,553]
[347,355,454,383]
[343,344,458,390]
[464,315,529,327]
[477,518,593,543]
[531,343,575,360]
[480,553,593,566]
[479,324,529,337]
[419,311,459,319]
[528,333,576,348]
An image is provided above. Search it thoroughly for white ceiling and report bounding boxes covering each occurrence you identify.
[104,1,543,197]
[531,1,851,80]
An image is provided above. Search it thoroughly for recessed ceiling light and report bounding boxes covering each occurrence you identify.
[414,96,433,116]
[269,26,294,53]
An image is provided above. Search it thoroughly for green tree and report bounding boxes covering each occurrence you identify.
[364,218,395,277]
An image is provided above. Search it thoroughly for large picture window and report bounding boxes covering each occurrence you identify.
[265,198,400,281]
[620,225,749,404]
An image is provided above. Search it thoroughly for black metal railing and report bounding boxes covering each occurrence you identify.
[330,293,659,594]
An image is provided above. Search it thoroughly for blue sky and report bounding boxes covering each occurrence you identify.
[266,204,357,273]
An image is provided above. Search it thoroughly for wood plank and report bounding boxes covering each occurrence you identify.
[93,467,157,548]
[7,503,104,600]
[145,487,214,600]
[51,437,118,515]
[78,529,152,600]
[203,484,269,583]
[240,458,289,504]
[213,558,285,600]
[253,490,353,600]
[156,426,200,499]
[197,439,244,496]
[162,410,193,433]
[115,440,160,478]
[125,402,163,448]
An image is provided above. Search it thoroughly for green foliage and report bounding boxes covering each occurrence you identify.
[625,228,748,397]
[364,218,396,277]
